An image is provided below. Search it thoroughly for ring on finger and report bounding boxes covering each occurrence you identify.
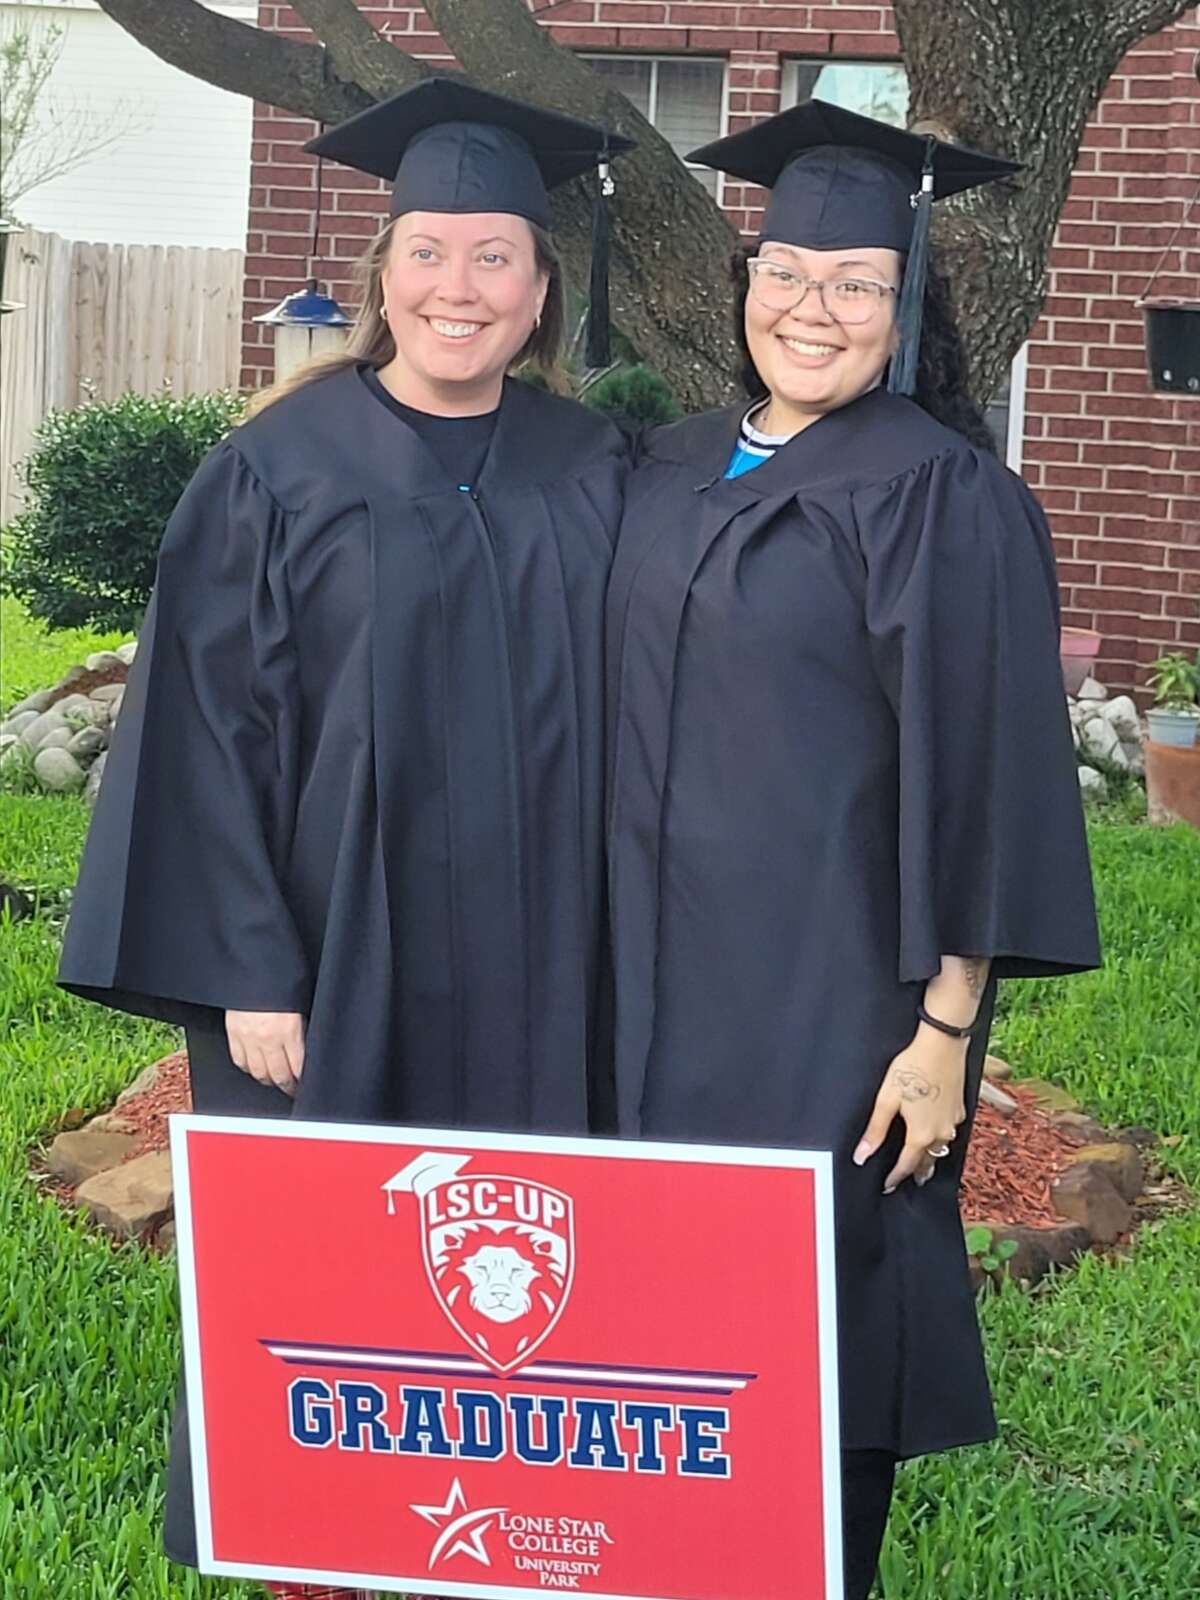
[926,1142,952,1160]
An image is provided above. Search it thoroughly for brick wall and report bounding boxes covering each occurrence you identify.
[244,1,1200,693]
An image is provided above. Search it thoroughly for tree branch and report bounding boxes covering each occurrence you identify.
[94,0,373,123]
[289,0,429,100]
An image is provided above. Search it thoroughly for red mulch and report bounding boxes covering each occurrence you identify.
[97,1055,1083,1231]
[961,1080,1091,1227]
[108,1049,192,1159]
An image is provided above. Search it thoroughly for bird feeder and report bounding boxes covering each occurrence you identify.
[254,279,352,378]
[1136,57,1200,395]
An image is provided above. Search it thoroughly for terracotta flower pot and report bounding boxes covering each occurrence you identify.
[1060,627,1102,696]
[1145,740,1200,832]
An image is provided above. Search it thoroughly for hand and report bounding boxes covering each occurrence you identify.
[853,1025,968,1193]
[225,1010,306,1097]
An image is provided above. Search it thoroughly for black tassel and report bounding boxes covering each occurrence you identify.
[888,136,936,398]
[586,142,614,369]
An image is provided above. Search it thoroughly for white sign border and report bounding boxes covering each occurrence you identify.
[169,1115,843,1600]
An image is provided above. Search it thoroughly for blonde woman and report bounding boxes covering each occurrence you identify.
[60,80,631,1590]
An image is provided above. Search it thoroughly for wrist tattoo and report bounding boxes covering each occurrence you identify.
[893,1068,941,1103]
[963,958,989,999]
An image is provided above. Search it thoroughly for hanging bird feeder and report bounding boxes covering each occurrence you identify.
[1135,58,1200,395]
[252,153,352,379]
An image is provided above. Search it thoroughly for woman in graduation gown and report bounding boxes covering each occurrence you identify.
[606,101,1100,1599]
[58,79,631,1587]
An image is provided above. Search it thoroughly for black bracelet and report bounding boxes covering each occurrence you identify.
[916,1002,982,1040]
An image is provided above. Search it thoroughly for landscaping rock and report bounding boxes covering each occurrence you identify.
[1021,1080,1080,1115]
[1101,695,1140,740]
[1078,766,1108,800]
[0,733,18,757]
[116,1057,165,1105]
[4,688,55,719]
[1051,1164,1131,1244]
[158,1220,176,1251]
[1,741,29,775]
[18,707,66,749]
[1051,1110,1111,1144]
[983,1054,1012,1080]
[979,1079,1018,1116]
[33,748,86,792]
[3,709,41,737]
[1113,1124,1160,1150]
[66,725,109,761]
[116,640,138,665]
[988,1225,1051,1286]
[1081,716,1121,762]
[74,1151,173,1239]
[1066,1143,1144,1203]
[89,683,126,704]
[38,727,75,752]
[1039,1223,1093,1268]
[87,1111,137,1135]
[1076,676,1107,702]
[85,650,127,673]
[47,1127,138,1186]
[84,751,108,806]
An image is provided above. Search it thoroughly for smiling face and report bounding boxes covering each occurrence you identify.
[744,242,902,435]
[377,211,549,414]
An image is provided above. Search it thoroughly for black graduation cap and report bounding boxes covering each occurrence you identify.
[689,99,1019,396]
[306,77,635,366]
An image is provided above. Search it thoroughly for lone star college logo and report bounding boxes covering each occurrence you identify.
[410,1476,508,1569]
[384,1150,575,1375]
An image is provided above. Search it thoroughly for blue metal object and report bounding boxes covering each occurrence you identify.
[254,278,352,327]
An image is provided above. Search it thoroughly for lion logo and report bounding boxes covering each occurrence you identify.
[384,1152,575,1374]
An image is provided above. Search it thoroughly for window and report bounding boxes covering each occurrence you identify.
[781,58,1025,468]
[781,60,908,126]
[583,56,726,197]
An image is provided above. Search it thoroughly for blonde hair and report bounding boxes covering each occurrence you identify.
[245,216,568,418]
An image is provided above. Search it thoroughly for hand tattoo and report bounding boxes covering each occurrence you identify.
[893,1068,940,1103]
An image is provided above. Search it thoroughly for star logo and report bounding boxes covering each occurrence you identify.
[409,1476,508,1570]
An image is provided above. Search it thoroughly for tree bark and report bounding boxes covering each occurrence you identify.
[289,0,429,102]
[94,0,374,123]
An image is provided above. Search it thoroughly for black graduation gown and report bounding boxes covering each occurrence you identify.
[606,387,1100,1460]
[60,366,627,1133]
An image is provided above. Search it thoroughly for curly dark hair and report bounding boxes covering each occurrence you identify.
[730,245,996,453]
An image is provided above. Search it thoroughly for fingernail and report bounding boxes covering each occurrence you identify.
[853,1141,872,1166]
[882,1184,896,1196]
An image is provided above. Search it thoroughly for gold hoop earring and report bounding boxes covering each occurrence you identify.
[534,312,542,330]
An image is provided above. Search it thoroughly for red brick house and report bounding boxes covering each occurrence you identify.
[244,2,1200,694]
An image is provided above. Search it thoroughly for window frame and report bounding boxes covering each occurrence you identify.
[579,52,730,203]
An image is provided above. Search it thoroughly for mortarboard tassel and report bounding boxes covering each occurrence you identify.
[887,136,936,398]
[586,141,615,369]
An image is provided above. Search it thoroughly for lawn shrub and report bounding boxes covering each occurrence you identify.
[4,389,245,634]
[583,364,682,428]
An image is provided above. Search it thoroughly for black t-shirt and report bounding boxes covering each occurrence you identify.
[360,365,499,488]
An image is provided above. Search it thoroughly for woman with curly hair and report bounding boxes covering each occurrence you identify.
[606,101,1099,1599]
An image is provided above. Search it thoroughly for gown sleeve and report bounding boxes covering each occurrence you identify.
[853,443,1101,984]
[58,440,312,1025]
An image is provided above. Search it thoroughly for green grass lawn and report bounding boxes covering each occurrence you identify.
[2,613,1198,1597]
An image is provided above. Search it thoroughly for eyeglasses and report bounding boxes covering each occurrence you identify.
[746,259,898,324]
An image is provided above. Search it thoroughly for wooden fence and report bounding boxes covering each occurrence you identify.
[0,228,244,521]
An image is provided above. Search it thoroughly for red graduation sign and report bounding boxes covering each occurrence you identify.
[171,1118,841,1598]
